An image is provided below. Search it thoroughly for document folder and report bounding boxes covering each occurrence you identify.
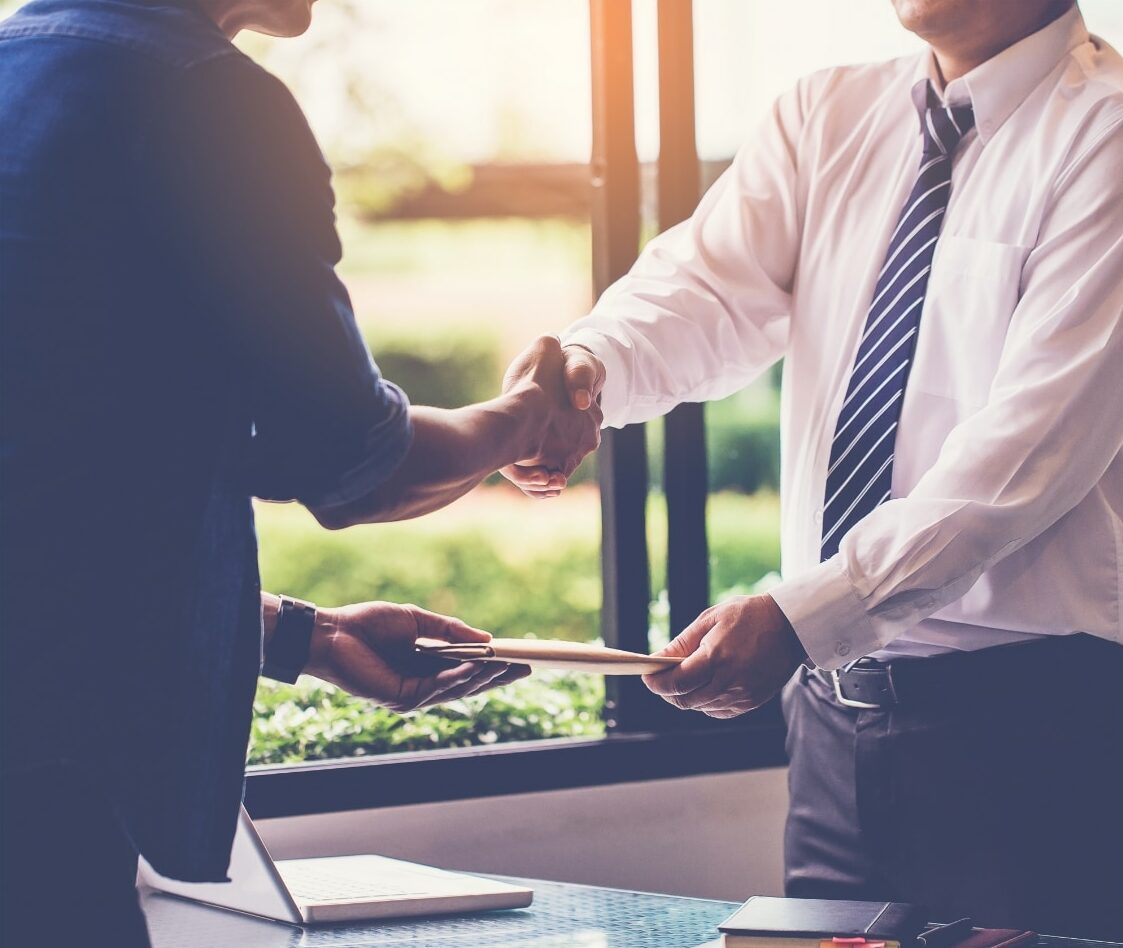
[414,638,683,675]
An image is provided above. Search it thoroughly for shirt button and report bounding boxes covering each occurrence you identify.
[835,641,852,658]
[813,508,824,527]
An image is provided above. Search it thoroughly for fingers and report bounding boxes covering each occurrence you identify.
[643,612,719,696]
[409,661,526,709]
[402,661,502,709]
[691,692,756,716]
[505,464,567,490]
[698,706,751,720]
[652,609,714,659]
[499,463,566,499]
[562,346,605,411]
[643,648,717,700]
[461,662,531,697]
[409,606,491,644]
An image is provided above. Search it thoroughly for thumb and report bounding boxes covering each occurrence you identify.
[642,612,717,691]
[653,609,715,659]
[409,606,492,645]
[562,346,604,411]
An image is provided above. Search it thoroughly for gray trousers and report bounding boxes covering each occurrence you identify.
[781,634,1123,941]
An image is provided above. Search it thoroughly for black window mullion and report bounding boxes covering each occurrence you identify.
[657,0,710,651]
[588,0,663,733]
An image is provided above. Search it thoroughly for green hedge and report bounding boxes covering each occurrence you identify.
[250,671,604,765]
[706,415,781,495]
[365,328,500,409]
[254,491,779,645]
[255,519,602,645]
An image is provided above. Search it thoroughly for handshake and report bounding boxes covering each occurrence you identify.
[279,335,805,725]
[495,335,607,498]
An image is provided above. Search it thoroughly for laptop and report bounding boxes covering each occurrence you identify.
[137,805,533,925]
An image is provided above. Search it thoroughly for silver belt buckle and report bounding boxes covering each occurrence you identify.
[831,668,882,709]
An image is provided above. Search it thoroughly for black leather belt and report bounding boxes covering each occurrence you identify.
[829,660,899,709]
[820,634,1111,711]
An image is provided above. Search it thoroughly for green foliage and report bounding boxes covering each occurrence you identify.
[643,376,782,495]
[705,369,783,495]
[706,495,783,598]
[249,671,604,765]
[706,416,781,495]
[254,503,603,643]
[364,328,501,409]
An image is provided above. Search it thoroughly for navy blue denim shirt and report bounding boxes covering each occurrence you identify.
[0,0,411,881]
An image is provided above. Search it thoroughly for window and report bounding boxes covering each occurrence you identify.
[241,1,612,768]
[244,1,795,818]
[243,0,1123,816]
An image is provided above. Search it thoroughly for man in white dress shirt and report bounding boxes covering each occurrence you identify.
[505,0,1123,937]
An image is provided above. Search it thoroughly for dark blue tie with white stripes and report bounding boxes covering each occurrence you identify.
[820,84,974,561]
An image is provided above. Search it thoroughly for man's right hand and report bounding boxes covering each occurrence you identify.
[500,338,606,498]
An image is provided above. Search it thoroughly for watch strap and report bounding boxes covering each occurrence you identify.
[262,596,316,684]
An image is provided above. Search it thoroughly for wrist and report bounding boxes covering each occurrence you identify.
[304,607,341,680]
[762,594,811,669]
[495,382,552,467]
[261,592,282,648]
[261,595,318,683]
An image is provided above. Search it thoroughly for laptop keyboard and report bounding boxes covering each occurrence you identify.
[281,863,428,902]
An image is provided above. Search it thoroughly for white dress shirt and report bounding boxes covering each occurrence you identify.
[564,7,1123,670]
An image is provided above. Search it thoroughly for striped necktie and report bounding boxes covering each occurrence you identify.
[821,84,975,561]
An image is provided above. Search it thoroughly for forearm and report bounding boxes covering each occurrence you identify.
[310,390,543,529]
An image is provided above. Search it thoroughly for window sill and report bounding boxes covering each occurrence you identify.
[244,721,787,819]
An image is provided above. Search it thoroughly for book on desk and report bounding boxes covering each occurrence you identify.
[714,897,1036,948]
[718,896,927,948]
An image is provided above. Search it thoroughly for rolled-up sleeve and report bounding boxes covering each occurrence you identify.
[291,380,412,509]
[163,52,411,508]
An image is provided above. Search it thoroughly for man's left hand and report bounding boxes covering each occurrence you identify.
[641,595,807,718]
[303,601,530,712]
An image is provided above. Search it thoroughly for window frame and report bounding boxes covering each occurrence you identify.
[245,0,788,820]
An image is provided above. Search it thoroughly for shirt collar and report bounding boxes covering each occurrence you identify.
[908,4,1089,144]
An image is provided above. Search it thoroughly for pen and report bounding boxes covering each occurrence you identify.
[919,918,974,948]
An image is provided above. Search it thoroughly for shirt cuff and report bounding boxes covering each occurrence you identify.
[768,556,883,671]
[560,327,635,430]
[298,382,413,510]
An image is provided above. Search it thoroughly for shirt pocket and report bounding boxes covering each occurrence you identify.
[910,235,1030,407]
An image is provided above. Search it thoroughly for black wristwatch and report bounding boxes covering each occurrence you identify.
[262,596,317,684]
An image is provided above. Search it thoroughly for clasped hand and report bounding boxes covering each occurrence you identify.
[641,594,807,718]
[501,336,605,498]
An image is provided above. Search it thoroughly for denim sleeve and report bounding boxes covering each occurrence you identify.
[160,53,411,508]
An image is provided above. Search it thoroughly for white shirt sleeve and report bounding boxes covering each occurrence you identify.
[771,114,1123,668]
[562,78,815,428]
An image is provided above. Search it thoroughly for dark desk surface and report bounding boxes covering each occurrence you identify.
[141,880,1121,948]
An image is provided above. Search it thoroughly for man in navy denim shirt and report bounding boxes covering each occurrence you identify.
[0,0,600,942]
